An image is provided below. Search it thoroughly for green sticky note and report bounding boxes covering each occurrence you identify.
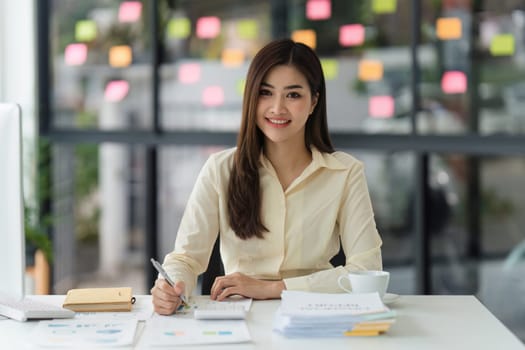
[168,17,191,39]
[237,19,258,39]
[490,34,515,56]
[320,59,338,80]
[236,79,246,96]
[372,0,397,14]
[75,20,97,42]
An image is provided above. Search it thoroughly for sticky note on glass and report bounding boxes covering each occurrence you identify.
[196,16,221,39]
[237,19,258,39]
[490,34,515,56]
[109,45,132,67]
[202,86,225,107]
[236,79,246,96]
[339,24,365,47]
[222,48,245,67]
[306,0,331,21]
[358,60,384,81]
[441,71,467,94]
[75,20,97,42]
[178,63,201,84]
[64,43,87,66]
[104,80,130,102]
[291,29,317,49]
[118,1,142,23]
[372,0,397,14]
[321,59,338,80]
[369,95,394,118]
[168,17,191,39]
[436,17,462,40]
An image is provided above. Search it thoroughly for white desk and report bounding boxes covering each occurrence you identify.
[1,295,523,349]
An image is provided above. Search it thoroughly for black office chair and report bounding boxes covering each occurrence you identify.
[201,237,224,295]
[200,237,346,294]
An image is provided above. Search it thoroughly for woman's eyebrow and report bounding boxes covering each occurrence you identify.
[261,82,305,90]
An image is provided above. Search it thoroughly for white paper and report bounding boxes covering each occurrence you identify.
[141,316,251,346]
[280,291,388,316]
[32,319,138,347]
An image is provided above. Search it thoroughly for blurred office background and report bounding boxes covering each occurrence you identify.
[1,0,525,341]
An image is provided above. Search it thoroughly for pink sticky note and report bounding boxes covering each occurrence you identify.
[306,0,331,21]
[339,24,365,46]
[104,80,130,102]
[202,86,225,107]
[196,16,221,39]
[178,63,201,84]
[369,95,394,118]
[441,71,467,94]
[119,1,142,23]
[64,43,87,66]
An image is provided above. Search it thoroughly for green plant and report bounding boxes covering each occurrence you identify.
[25,138,54,264]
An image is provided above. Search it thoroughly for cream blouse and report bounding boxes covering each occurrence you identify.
[163,147,383,296]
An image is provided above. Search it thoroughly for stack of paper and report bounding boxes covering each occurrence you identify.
[273,291,396,337]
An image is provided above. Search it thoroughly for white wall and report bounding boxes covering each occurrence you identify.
[0,0,37,203]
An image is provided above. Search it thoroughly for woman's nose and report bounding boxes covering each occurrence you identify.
[270,96,286,115]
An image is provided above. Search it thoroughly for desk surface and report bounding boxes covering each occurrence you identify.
[1,295,523,349]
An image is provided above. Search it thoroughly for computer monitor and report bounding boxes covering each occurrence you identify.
[0,103,25,300]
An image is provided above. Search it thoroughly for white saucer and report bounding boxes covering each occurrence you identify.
[382,293,400,305]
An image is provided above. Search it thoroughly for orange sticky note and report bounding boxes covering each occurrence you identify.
[436,17,462,40]
[291,29,317,49]
[109,45,132,67]
[221,48,245,67]
[358,60,383,81]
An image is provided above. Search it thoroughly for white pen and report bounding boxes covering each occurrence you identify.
[150,258,188,306]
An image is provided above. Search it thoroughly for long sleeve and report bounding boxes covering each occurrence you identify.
[283,158,382,293]
[162,154,221,296]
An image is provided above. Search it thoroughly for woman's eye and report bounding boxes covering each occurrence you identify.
[259,89,271,96]
[287,92,301,98]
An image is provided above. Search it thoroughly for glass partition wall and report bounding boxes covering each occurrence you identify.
[38,0,525,341]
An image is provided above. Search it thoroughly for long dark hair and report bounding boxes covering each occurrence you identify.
[228,39,334,239]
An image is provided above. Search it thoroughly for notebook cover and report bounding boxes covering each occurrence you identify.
[63,287,133,312]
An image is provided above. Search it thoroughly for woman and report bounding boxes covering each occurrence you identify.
[151,38,382,315]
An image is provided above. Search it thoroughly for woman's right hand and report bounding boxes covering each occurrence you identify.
[150,278,186,315]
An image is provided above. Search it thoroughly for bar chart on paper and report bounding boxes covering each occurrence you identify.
[141,317,252,346]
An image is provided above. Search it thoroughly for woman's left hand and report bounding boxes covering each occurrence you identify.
[210,272,285,301]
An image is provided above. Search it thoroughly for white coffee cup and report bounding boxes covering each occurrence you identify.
[337,270,390,297]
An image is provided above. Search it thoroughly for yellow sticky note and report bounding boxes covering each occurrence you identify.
[291,29,317,49]
[436,17,462,40]
[321,59,338,80]
[168,17,191,39]
[236,79,246,96]
[109,45,132,67]
[490,34,515,56]
[237,19,258,39]
[358,59,384,81]
[372,0,397,14]
[75,20,97,42]
[222,48,245,67]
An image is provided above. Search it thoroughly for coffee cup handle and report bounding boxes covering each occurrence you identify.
[337,275,352,293]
